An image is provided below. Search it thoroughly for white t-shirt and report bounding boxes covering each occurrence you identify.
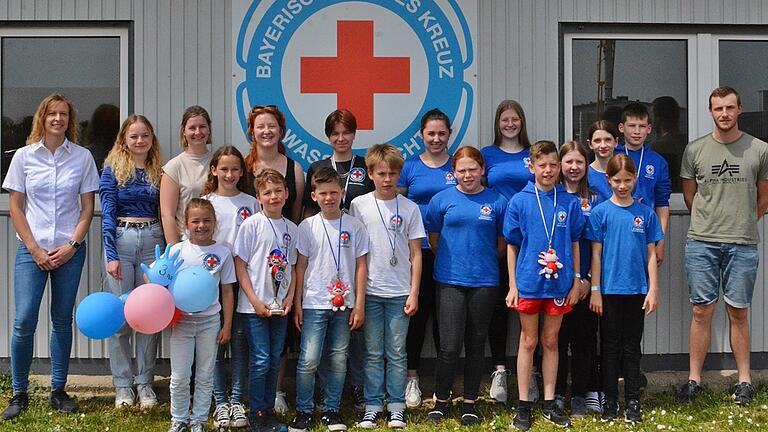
[350,193,426,297]
[296,213,369,310]
[232,212,299,313]
[2,139,99,250]
[204,192,259,251]
[170,240,237,316]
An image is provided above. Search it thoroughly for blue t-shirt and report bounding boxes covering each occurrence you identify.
[481,145,534,199]
[587,200,664,295]
[426,187,507,287]
[503,182,585,299]
[587,166,612,201]
[398,156,456,249]
[615,145,672,208]
[568,190,604,278]
[99,166,161,263]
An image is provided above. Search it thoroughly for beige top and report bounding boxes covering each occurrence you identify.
[163,151,213,237]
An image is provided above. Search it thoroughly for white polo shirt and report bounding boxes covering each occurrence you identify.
[2,139,100,250]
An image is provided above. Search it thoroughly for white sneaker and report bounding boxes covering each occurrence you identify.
[405,377,422,408]
[489,368,510,403]
[114,387,135,408]
[214,402,231,428]
[274,390,289,414]
[137,384,158,409]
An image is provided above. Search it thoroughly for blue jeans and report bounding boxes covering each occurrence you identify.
[214,311,248,405]
[242,313,287,413]
[170,313,220,423]
[363,295,410,412]
[106,224,164,388]
[685,239,759,308]
[11,243,87,393]
[295,309,351,413]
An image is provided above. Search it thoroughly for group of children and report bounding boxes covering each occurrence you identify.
[166,103,670,432]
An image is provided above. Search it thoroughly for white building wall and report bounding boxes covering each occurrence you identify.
[1,0,767,359]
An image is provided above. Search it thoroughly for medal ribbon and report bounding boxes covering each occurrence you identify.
[331,154,356,208]
[374,194,399,260]
[320,212,343,277]
[624,145,644,200]
[266,215,289,261]
[534,186,557,249]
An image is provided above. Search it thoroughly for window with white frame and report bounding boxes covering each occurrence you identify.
[1,27,128,188]
[565,30,768,203]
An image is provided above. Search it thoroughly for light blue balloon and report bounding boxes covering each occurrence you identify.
[169,266,217,313]
[75,292,125,339]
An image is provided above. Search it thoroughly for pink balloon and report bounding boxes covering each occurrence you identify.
[125,283,176,334]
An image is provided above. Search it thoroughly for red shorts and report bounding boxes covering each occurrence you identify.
[513,298,572,315]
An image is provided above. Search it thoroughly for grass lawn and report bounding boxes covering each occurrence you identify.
[2,373,768,431]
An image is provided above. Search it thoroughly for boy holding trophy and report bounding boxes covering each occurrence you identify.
[233,169,299,431]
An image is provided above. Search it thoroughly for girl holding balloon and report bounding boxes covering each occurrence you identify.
[99,115,165,409]
[202,146,256,429]
[167,198,236,432]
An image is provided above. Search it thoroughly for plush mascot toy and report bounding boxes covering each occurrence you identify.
[538,248,563,279]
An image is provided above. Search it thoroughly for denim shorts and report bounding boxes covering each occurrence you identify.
[685,239,759,308]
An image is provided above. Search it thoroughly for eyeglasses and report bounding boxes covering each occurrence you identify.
[251,104,277,111]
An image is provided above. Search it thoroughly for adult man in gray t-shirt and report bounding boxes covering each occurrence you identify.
[677,86,768,406]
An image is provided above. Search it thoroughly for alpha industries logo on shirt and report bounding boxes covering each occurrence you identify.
[711,159,740,177]
[707,159,747,184]
[203,253,221,271]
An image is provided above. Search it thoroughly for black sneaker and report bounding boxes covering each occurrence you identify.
[357,410,382,429]
[732,382,755,406]
[624,399,642,424]
[601,398,619,422]
[542,399,571,428]
[677,380,702,404]
[351,386,366,413]
[513,402,533,431]
[288,412,314,432]
[387,410,407,429]
[320,411,347,431]
[427,401,448,423]
[460,403,480,426]
[2,393,29,420]
[49,389,78,413]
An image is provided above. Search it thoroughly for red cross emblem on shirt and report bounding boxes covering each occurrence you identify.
[300,20,410,130]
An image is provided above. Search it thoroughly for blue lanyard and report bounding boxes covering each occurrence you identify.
[266,214,289,260]
[374,195,399,263]
[320,212,343,277]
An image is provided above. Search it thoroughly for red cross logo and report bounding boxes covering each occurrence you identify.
[238,207,251,221]
[207,256,218,267]
[300,20,410,130]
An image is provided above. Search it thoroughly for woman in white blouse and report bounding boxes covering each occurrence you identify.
[1,94,99,420]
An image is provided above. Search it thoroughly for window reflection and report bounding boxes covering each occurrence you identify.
[719,40,768,143]
[1,37,120,184]
[572,39,688,192]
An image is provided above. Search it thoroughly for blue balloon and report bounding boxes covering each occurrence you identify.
[169,266,217,313]
[75,292,125,339]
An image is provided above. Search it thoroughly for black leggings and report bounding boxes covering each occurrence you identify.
[405,249,439,371]
[601,294,645,402]
[556,300,600,397]
[434,283,496,402]
[488,262,510,366]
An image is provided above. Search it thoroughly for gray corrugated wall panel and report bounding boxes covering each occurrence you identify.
[0,217,9,357]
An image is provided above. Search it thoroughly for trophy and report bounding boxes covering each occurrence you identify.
[267,249,288,315]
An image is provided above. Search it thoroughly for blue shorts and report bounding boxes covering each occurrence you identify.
[684,239,759,309]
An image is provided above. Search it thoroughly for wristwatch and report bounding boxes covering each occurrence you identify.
[68,239,81,249]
